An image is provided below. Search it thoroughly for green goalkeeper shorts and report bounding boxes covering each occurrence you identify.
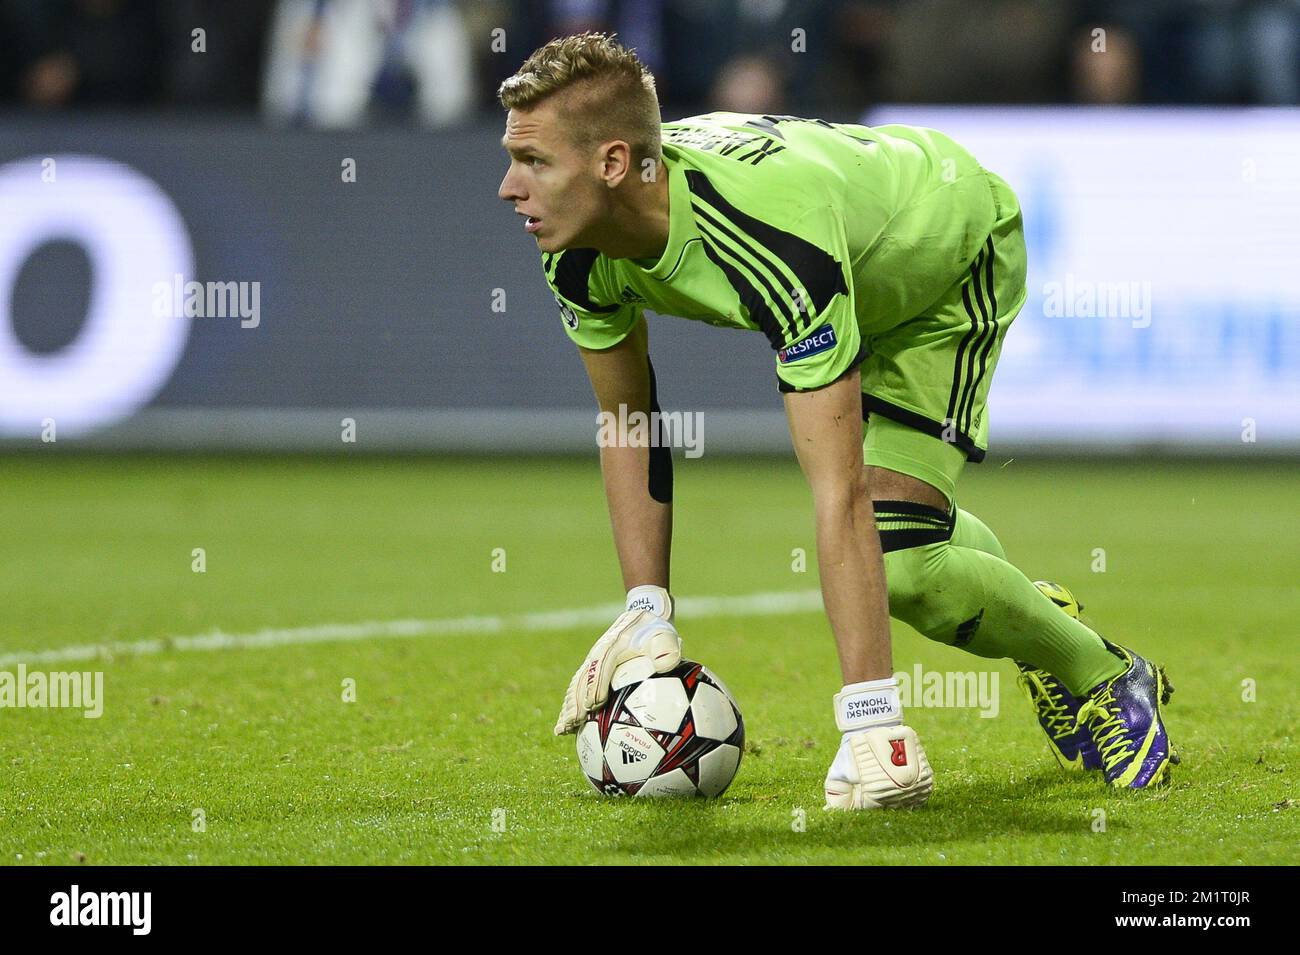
[861,170,1028,506]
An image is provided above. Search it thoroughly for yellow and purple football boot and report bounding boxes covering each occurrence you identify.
[1016,581,1102,772]
[1075,639,1178,788]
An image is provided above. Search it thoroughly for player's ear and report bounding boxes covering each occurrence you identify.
[599,140,633,187]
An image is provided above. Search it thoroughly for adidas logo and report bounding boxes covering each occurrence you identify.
[619,285,646,304]
[617,741,648,764]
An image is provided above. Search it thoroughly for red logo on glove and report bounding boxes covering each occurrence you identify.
[889,739,908,766]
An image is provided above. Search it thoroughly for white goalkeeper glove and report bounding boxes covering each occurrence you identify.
[823,677,934,810]
[553,585,681,736]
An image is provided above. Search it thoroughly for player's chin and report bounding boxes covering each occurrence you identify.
[534,230,567,253]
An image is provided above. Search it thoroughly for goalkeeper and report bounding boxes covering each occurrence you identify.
[497,34,1176,807]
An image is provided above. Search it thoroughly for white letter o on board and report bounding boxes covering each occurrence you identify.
[0,155,193,436]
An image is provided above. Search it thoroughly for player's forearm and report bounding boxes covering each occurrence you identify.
[600,442,672,591]
[815,492,893,683]
[579,319,672,592]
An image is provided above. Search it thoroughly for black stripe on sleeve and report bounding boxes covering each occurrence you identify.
[694,208,798,342]
[684,170,848,324]
[553,248,620,314]
[696,233,788,349]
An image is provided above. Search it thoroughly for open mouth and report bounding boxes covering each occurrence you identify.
[524,216,542,234]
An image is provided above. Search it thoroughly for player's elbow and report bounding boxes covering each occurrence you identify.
[811,473,871,527]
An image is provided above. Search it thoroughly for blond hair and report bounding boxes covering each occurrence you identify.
[498,32,662,164]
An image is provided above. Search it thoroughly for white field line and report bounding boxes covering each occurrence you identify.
[0,590,824,667]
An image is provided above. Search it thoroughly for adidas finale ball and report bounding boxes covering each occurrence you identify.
[576,658,744,797]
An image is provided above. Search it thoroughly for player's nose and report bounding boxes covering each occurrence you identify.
[498,169,524,203]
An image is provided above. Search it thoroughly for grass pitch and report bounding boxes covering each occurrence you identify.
[0,453,1295,865]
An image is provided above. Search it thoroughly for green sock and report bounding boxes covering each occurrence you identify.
[874,503,1125,696]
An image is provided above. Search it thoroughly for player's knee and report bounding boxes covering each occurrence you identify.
[873,499,968,637]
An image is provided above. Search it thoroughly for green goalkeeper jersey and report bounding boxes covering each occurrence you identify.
[542,111,1000,392]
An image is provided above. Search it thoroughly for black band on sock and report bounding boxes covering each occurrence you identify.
[872,500,955,553]
[876,527,952,553]
[873,500,952,521]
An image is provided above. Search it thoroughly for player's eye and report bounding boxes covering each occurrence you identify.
[528,156,545,168]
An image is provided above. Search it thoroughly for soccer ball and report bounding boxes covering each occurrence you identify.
[576,658,744,797]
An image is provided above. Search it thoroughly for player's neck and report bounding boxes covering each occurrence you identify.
[592,161,671,261]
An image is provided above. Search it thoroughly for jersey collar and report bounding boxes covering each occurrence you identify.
[636,146,696,282]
